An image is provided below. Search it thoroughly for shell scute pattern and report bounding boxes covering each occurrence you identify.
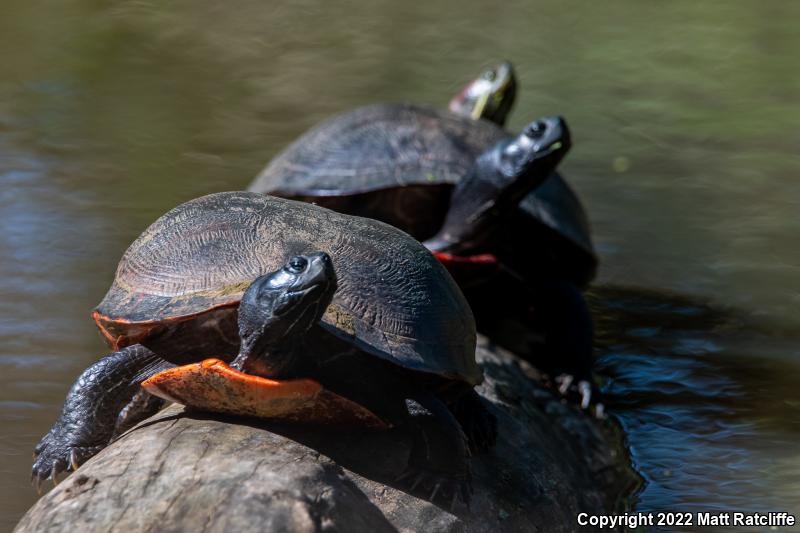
[255,104,506,193]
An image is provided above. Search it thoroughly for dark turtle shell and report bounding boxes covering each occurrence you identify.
[248,103,597,286]
[94,192,481,386]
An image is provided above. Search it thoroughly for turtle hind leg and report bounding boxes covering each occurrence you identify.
[398,392,472,506]
[538,279,594,380]
[451,389,497,454]
[32,344,174,490]
[534,279,604,414]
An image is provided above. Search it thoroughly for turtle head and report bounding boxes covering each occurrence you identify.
[448,61,517,126]
[496,116,571,183]
[232,252,337,378]
[425,116,571,255]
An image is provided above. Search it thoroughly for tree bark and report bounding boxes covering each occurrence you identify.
[16,337,637,532]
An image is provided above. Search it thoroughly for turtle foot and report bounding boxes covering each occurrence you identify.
[403,394,474,508]
[30,345,173,494]
[555,374,606,419]
[32,431,103,493]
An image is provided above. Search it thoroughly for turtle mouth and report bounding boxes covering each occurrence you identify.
[285,285,330,330]
[286,283,325,301]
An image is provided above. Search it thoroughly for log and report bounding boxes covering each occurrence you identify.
[15,337,637,532]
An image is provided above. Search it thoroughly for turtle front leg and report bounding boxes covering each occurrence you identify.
[32,344,174,490]
[398,392,472,506]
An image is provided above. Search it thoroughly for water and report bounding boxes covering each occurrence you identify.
[1,0,799,529]
[592,288,800,531]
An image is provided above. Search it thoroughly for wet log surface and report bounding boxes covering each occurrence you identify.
[16,337,637,532]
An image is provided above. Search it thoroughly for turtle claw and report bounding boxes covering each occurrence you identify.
[450,490,460,512]
[31,430,103,492]
[578,380,592,410]
[430,481,443,501]
[555,374,603,415]
[69,449,80,471]
[577,380,609,420]
[462,483,472,510]
[408,472,426,492]
[393,470,414,483]
[556,374,574,395]
[594,402,606,420]
[31,433,80,496]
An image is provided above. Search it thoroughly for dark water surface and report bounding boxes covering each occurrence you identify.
[1,0,799,529]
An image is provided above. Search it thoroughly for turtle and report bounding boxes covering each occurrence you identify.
[31,192,492,503]
[247,61,595,286]
[447,62,592,286]
[247,89,598,405]
[447,60,517,125]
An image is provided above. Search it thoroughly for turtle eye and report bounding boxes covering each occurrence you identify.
[287,256,308,273]
[524,120,547,139]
